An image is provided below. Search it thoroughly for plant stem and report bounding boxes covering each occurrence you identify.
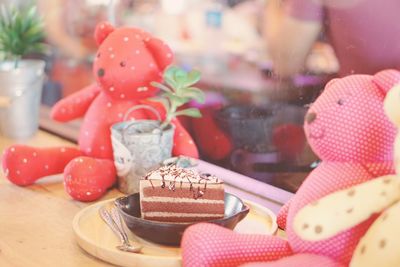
[160,98,176,129]
[160,113,172,129]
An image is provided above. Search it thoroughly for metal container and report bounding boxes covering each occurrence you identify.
[0,60,45,139]
[110,106,175,194]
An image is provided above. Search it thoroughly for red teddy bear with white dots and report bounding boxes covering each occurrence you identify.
[1,22,198,201]
[181,70,400,267]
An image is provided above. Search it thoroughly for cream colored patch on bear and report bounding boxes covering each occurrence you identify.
[350,201,400,267]
[293,175,400,241]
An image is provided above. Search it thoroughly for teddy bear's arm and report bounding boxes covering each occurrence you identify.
[277,197,293,230]
[171,118,199,159]
[350,201,400,267]
[191,107,233,160]
[51,83,101,122]
[293,175,400,241]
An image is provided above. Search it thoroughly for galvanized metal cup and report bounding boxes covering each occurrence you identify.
[0,60,45,139]
[110,105,175,194]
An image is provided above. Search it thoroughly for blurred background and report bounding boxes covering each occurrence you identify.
[4,0,343,192]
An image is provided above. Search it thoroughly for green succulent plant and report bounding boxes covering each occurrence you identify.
[151,66,206,129]
[0,5,46,68]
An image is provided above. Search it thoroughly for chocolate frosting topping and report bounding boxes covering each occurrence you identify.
[142,165,223,199]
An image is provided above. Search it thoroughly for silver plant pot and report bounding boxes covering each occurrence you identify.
[0,60,45,139]
[111,120,175,194]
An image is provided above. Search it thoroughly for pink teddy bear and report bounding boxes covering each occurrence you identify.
[181,69,400,267]
[1,22,198,201]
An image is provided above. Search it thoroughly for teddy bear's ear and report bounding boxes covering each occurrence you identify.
[144,37,174,70]
[372,69,400,95]
[94,21,115,46]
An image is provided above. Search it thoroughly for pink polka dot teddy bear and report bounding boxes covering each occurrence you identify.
[1,22,199,201]
[293,83,400,267]
[181,69,400,267]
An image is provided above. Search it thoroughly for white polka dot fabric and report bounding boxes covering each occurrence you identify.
[1,22,199,201]
[181,70,400,266]
[241,253,344,267]
[181,223,292,267]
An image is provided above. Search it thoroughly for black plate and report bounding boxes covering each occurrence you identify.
[114,192,250,246]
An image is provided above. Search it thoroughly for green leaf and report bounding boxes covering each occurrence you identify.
[164,66,180,82]
[150,81,172,92]
[165,92,189,107]
[152,65,205,124]
[164,76,178,90]
[174,108,202,118]
[182,87,205,103]
[185,70,201,87]
[0,4,46,59]
[173,69,188,88]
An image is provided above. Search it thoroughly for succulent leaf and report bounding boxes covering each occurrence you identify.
[182,87,205,103]
[174,108,202,118]
[150,81,172,93]
[152,65,205,128]
[185,70,201,87]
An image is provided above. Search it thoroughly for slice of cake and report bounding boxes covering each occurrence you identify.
[139,164,225,223]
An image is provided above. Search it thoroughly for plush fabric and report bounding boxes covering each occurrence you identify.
[1,22,198,201]
[191,106,232,160]
[292,84,400,267]
[241,254,344,267]
[181,70,400,266]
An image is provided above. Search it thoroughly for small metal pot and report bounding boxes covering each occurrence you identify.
[0,60,45,139]
[110,106,175,194]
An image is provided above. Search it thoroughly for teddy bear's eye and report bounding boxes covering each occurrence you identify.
[337,99,344,105]
[97,53,101,58]
[120,61,126,67]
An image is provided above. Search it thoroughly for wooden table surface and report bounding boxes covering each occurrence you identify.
[0,130,286,267]
[0,131,121,267]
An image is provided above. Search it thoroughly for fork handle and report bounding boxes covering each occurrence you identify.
[110,207,130,244]
[99,208,125,243]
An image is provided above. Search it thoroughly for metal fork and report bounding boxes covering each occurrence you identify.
[99,205,142,253]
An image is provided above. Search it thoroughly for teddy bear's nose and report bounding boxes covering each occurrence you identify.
[306,112,317,124]
[97,68,105,77]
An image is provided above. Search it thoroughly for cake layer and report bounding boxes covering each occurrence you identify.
[141,199,224,213]
[143,212,223,223]
[141,186,224,200]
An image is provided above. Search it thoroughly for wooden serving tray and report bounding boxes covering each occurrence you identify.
[72,198,278,267]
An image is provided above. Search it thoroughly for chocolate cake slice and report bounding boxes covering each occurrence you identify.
[139,165,225,223]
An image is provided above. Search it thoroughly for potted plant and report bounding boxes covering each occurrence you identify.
[111,66,205,194]
[0,5,46,139]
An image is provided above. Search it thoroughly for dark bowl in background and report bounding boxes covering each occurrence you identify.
[215,105,275,153]
[114,192,249,246]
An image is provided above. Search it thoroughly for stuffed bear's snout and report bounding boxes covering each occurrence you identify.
[97,68,105,77]
[306,112,317,124]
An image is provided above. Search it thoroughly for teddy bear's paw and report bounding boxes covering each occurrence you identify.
[63,156,116,201]
[1,145,82,186]
[181,223,291,267]
[240,254,344,267]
